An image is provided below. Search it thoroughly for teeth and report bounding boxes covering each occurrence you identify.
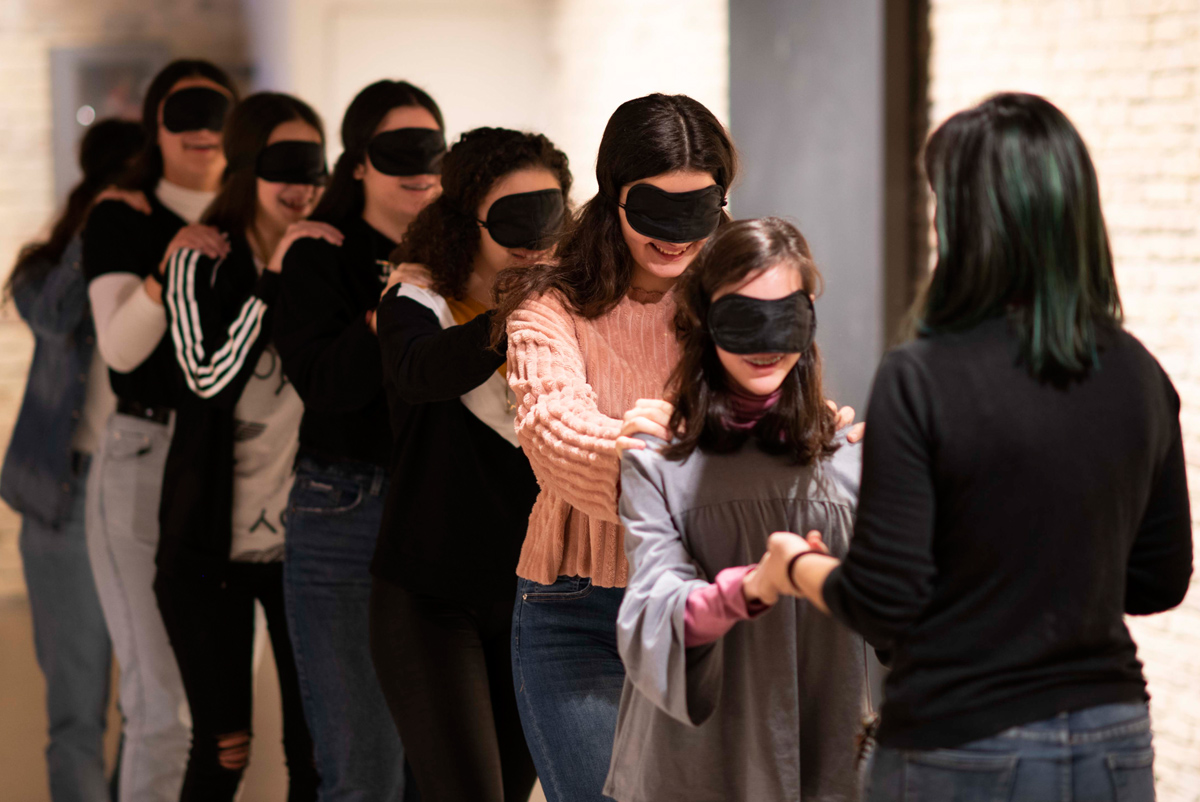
[746,355,784,366]
[651,242,686,256]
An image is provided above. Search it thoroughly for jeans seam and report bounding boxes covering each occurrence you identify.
[512,590,563,802]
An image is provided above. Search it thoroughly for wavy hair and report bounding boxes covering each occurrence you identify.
[917,92,1122,380]
[393,127,571,301]
[662,217,839,465]
[494,93,736,327]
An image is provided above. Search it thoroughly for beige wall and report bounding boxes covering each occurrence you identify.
[929,2,1200,799]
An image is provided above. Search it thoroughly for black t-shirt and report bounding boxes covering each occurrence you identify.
[273,216,396,467]
[372,288,538,601]
[82,195,185,408]
[824,316,1193,750]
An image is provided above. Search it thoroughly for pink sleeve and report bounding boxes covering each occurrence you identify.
[684,565,772,648]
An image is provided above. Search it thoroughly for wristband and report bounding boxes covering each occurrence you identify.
[787,549,827,593]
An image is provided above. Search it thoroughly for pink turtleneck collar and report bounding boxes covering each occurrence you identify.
[724,383,782,430]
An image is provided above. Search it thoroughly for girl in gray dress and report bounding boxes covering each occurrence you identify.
[605,217,870,802]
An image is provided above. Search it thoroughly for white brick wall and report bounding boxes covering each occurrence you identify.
[929,2,1200,798]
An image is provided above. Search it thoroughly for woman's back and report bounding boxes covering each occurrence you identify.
[827,314,1192,749]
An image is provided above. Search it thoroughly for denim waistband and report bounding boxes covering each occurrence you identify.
[992,702,1150,745]
[295,453,388,495]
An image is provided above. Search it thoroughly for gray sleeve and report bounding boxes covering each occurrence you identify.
[617,439,724,726]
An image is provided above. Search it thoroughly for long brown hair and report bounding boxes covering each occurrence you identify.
[394,127,571,301]
[662,217,840,464]
[494,93,737,329]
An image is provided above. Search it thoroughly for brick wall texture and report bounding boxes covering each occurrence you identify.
[929,1,1200,797]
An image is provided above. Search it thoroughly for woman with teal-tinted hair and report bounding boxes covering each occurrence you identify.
[764,92,1192,801]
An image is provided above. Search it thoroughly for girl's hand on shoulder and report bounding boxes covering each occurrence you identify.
[161,224,230,275]
[94,186,151,215]
[266,221,344,274]
[826,399,865,444]
[616,398,676,457]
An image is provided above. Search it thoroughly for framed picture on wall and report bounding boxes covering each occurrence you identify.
[49,43,170,204]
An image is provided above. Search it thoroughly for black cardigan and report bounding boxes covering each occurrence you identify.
[824,316,1193,750]
[81,194,186,408]
[273,216,397,467]
[157,238,281,579]
[372,286,539,601]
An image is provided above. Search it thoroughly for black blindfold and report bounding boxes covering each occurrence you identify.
[255,141,328,185]
[620,183,726,243]
[708,290,816,355]
[367,128,447,177]
[162,87,230,134]
[479,189,565,250]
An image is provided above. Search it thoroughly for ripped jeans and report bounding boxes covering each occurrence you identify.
[866,702,1155,802]
[155,562,318,802]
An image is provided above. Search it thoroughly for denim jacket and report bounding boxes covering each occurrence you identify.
[0,235,95,528]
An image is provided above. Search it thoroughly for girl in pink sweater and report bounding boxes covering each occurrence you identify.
[496,93,737,802]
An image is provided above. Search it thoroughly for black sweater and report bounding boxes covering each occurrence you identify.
[157,239,281,578]
[274,217,396,467]
[372,286,539,601]
[81,195,186,408]
[824,316,1193,750]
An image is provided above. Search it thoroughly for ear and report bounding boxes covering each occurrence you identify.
[353,162,366,181]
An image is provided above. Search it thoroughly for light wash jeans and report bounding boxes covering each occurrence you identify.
[867,702,1156,802]
[86,412,190,802]
[20,455,114,802]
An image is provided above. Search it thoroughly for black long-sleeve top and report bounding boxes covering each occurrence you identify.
[372,285,539,601]
[273,216,396,467]
[824,316,1193,750]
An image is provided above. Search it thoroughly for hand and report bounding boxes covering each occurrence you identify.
[266,221,344,274]
[616,398,676,457]
[759,531,813,598]
[94,186,151,215]
[382,263,406,298]
[827,399,865,444]
[143,272,163,306]
[741,556,780,607]
[160,224,230,275]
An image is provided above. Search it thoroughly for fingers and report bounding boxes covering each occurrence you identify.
[287,221,345,246]
[615,435,647,457]
[836,405,856,430]
[619,416,672,443]
[171,225,230,260]
[805,531,830,554]
[96,187,152,215]
[846,422,866,444]
[623,398,675,429]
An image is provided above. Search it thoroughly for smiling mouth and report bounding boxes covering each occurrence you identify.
[183,143,219,153]
[744,355,785,367]
[279,196,310,212]
[400,182,435,192]
[650,241,689,257]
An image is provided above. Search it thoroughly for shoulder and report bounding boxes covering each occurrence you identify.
[820,436,863,505]
[508,289,577,340]
[1106,326,1181,411]
[392,262,434,289]
[282,230,343,269]
[83,199,149,239]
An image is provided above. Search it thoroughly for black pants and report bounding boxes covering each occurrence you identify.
[369,577,536,802]
[155,562,318,802]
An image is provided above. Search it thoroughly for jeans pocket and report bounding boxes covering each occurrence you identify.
[290,477,363,515]
[520,576,594,602]
[903,749,1018,802]
[1106,748,1155,802]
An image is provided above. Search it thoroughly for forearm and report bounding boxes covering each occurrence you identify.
[790,554,839,615]
[89,274,167,372]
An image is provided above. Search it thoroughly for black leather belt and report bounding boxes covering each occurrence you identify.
[116,398,171,425]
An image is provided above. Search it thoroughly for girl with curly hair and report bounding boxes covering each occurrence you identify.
[272,78,443,801]
[369,126,571,801]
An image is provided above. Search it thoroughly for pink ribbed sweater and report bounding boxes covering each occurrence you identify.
[507,287,680,588]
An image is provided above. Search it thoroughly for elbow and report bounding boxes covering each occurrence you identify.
[1127,572,1193,616]
[95,339,144,374]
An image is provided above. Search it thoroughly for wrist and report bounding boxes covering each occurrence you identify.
[786,549,827,593]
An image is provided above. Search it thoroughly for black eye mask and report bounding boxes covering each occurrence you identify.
[708,290,816,355]
[479,189,565,250]
[367,128,447,176]
[162,87,230,134]
[255,141,328,185]
[620,183,726,243]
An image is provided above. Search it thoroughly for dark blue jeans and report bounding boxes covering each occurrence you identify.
[511,576,626,802]
[284,456,406,802]
[866,702,1156,802]
[20,455,114,802]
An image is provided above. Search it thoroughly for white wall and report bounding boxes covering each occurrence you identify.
[246,0,729,203]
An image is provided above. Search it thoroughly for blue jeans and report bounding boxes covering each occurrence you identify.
[511,576,626,802]
[283,456,407,802]
[867,702,1156,802]
[20,455,114,802]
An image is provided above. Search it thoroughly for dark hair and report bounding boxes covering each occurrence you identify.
[202,92,324,239]
[918,92,1122,380]
[393,127,571,301]
[662,217,839,465]
[6,118,145,299]
[123,59,239,192]
[494,93,737,324]
[311,80,443,224]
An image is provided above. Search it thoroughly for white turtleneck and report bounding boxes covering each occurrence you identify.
[88,179,216,374]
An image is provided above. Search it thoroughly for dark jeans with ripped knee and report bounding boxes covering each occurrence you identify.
[155,562,318,802]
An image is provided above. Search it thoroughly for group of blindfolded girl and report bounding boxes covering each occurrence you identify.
[3,53,1190,802]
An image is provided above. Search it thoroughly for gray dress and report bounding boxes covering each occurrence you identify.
[604,434,868,802]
